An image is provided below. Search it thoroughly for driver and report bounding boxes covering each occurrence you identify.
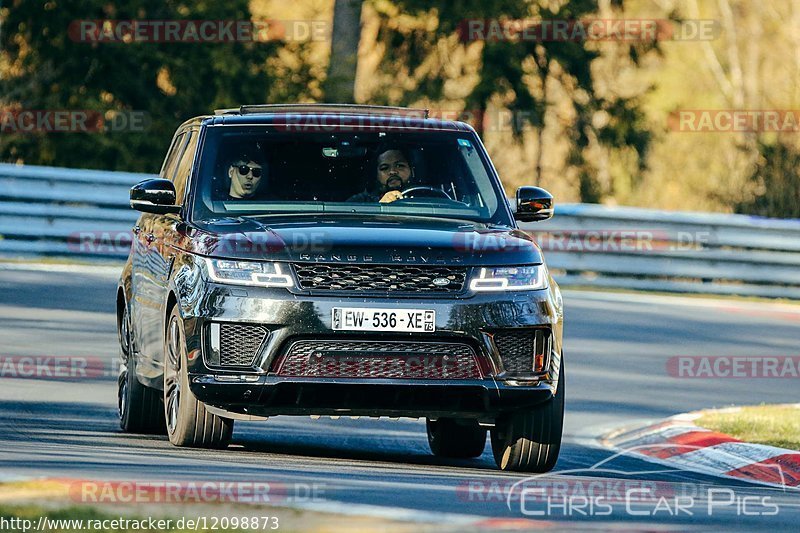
[347,147,413,203]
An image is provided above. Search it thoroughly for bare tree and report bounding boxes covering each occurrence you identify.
[324,0,363,103]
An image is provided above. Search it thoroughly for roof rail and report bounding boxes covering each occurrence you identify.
[215,104,430,119]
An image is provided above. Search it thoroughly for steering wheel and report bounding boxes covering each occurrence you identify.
[399,186,452,200]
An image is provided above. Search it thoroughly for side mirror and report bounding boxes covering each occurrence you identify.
[130,178,181,214]
[514,186,554,222]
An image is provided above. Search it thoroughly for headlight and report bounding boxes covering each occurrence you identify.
[470,265,548,291]
[204,258,294,288]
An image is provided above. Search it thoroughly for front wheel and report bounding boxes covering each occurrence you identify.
[164,306,233,448]
[490,361,565,472]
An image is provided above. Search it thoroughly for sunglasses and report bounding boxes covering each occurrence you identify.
[236,164,262,178]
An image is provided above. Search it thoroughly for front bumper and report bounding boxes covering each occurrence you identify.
[190,375,557,418]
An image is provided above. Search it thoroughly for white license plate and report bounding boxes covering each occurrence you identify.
[332,308,435,332]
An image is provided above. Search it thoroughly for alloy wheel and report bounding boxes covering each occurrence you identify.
[164,316,182,435]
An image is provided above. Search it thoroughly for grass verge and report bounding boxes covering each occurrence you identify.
[695,404,800,451]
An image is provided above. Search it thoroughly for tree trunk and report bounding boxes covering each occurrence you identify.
[324,0,363,103]
[534,46,550,186]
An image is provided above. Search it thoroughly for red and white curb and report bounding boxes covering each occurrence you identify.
[601,408,800,490]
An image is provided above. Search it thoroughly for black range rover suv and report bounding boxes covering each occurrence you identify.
[117,104,564,472]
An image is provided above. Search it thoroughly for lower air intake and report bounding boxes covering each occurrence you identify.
[219,323,268,366]
[275,340,482,379]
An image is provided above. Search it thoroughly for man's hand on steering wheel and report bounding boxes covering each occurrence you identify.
[379,190,404,203]
[379,186,451,203]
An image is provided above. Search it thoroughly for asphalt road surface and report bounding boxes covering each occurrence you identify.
[1,263,799,530]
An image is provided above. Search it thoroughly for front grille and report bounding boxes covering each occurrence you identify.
[219,324,268,366]
[292,263,466,293]
[275,339,482,379]
[492,329,551,374]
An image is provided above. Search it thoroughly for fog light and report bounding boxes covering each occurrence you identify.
[208,323,221,365]
[213,374,260,383]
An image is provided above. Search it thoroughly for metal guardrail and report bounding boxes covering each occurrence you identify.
[523,204,800,299]
[0,163,145,258]
[2,162,800,298]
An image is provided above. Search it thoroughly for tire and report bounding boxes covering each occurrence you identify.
[490,360,565,472]
[427,418,487,459]
[118,303,165,434]
[164,306,233,448]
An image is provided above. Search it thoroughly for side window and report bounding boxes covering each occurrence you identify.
[160,132,186,180]
[172,130,198,203]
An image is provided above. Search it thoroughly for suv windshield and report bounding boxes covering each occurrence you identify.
[191,126,512,225]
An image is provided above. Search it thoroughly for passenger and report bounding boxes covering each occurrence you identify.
[226,150,266,200]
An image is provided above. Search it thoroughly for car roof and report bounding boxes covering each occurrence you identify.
[180,104,475,133]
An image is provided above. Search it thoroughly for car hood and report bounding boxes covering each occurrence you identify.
[181,215,544,266]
